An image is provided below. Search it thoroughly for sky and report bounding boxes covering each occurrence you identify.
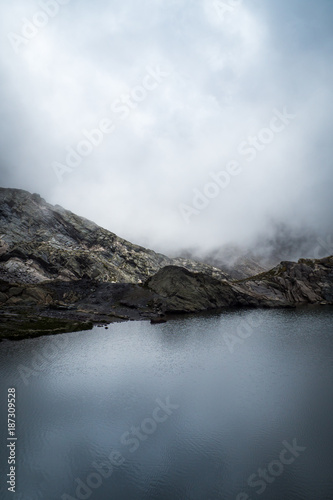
[0,0,332,257]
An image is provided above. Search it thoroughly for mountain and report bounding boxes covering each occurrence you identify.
[174,247,269,280]
[146,257,333,311]
[172,223,324,280]
[0,187,332,339]
[0,188,229,284]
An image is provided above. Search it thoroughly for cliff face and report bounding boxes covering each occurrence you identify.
[0,188,229,284]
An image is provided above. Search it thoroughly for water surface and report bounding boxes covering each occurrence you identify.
[0,307,333,499]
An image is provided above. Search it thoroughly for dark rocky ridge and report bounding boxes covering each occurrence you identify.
[145,258,333,311]
[236,257,333,306]
[0,188,332,339]
[1,257,332,339]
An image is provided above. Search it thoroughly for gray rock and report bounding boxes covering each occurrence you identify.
[0,188,230,285]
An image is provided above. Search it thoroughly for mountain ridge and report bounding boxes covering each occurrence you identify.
[0,187,230,284]
[0,187,332,339]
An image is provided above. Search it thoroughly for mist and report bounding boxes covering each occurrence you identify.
[0,0,332,259]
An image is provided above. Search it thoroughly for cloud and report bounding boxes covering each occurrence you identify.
[0,0,332,256]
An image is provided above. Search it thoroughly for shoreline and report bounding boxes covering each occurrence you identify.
[1,303,332,342]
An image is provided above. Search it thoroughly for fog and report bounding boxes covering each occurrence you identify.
[0,0,332,259]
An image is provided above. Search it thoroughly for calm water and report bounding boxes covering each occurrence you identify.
[0,307,333,500]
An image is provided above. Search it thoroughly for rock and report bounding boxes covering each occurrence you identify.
[150,312,167,324]
[150,318,167,324]
[145,258,333,312]
[235,256,333,306]
[145,265,252,313]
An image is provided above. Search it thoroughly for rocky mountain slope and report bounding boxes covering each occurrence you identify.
[1,257,332,338]
[174,247,269,280]
[0,187,332,339]
[235,257,333,306]
[146,257,333,312]
[0,188,229,284]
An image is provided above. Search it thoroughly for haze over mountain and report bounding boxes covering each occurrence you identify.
[0,1,332,257]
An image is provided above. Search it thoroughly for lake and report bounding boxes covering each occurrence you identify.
[0,307,333,500]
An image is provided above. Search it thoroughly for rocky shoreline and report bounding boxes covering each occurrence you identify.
[0,188,332,340]
[1,256,332,340]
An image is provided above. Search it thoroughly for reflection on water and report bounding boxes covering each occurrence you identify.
[0,307,333,499]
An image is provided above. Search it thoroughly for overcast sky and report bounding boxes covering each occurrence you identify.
[0,0,332,255]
